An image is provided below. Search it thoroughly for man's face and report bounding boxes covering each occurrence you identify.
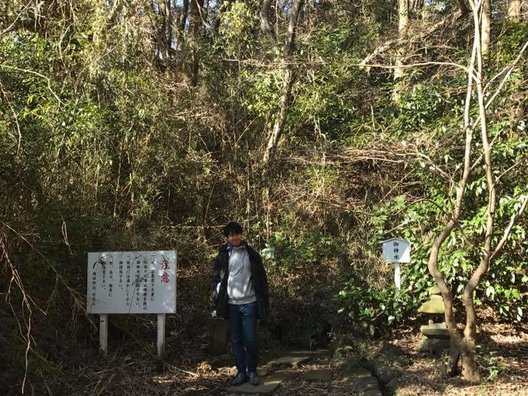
[226,233,243,247]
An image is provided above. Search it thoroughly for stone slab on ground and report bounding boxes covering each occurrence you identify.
[361,390,384,396]
[267,355,310,368]
[339,366,383,395]
[289,349,328,356]
[304,368,333,382]
[342,367,371,380]
[225,369,297,395]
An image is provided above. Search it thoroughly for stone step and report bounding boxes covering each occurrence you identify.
[225,369,296,395]
[267,355,311,368]
[339,367,382,396]
[420,323,450,338]
[225,350,384,396]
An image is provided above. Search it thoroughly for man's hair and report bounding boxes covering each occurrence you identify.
[223,221,243,237]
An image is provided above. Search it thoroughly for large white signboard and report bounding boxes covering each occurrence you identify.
[87,251,176,314]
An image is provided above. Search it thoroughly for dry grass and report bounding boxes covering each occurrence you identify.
[10,317,526,395]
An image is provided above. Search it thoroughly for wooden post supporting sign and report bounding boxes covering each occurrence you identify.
[100,314,108,356]
[157,314,166,358]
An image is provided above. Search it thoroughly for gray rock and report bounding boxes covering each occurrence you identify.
[268,355,310,368]
[226,369,296,395]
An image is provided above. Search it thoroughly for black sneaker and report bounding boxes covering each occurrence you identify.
[232,372,247,386]
[248,371,259,386]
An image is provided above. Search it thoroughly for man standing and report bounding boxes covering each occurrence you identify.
[212,221,269,386]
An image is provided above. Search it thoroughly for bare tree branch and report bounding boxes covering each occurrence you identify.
[490,193,528,261]
[456,0,470,15]
[262,0,304,167]
[361,10,463,68]
[0,64,63,104]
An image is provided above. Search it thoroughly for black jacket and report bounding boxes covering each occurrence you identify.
[212,242,269,320]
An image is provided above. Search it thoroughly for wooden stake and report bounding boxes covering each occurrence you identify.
[157,314,166,359]
[100,314,108,356]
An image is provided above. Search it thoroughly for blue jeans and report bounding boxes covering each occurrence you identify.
[228,302,258,374]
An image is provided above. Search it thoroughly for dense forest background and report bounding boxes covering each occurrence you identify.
[1,0,527,392]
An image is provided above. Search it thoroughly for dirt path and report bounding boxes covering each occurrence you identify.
[218,350,382,396]
[35,321,527,395]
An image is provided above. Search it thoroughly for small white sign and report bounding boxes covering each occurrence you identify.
[87,251,176,314]
[381,238,411,263]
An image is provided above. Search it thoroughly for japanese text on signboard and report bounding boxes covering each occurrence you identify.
[87,251,176,314]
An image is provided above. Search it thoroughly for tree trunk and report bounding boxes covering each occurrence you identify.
[263,68,294,166]
[189,0,205,86]
[460,1,496,381]
[508,0,522,20]
[481,0,491,55]
[261,0,304,236]
[262,0,304,166]
[260,0,276,42]
[393,0,409,103]
[427,9,478,378]
[165,0,172,59]
[456,0,470,15]
[410,0,423,13]
[394,0,409,80]
[155,0,173,60]
[178,0,190,36]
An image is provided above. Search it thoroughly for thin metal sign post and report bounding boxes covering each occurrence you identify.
[394,262,402,290]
